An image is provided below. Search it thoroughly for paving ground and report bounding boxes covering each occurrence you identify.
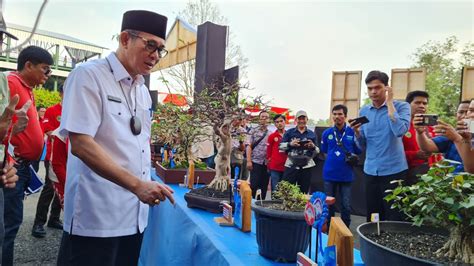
[14,164,364,265]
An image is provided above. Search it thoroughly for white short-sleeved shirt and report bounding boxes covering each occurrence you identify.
[59,53,152,237]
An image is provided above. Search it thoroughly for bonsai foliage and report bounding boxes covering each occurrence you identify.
[272,181,307,211]
[385,161,473,263]
[152,103,205,166]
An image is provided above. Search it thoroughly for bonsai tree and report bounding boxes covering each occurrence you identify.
[385,160,473,264]
[152,78,267,192]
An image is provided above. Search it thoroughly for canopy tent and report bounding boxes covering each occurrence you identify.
[244,106,295,124]
[158,92,188,107]
[152,17,197,72]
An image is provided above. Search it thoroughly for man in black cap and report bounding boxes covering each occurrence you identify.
[57,10,175,265]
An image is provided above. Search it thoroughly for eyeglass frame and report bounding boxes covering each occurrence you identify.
[127,31,168,58]
[40,65,52,76]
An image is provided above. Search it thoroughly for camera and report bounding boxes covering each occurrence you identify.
[345,153,359,166]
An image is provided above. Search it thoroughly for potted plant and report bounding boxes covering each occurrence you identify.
[357,161,473,265]
[251,181,310,262]
[152,103,216,184]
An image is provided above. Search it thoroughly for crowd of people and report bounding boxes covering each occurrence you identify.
[0,8,471,266]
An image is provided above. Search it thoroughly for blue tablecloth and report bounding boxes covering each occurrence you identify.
[139,170,364,265]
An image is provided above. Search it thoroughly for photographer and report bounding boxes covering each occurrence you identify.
[280,110,319,194]
[402,91,439,184]
[321,105,361,227]
[416,101,471,173]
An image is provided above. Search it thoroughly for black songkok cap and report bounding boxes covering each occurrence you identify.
[121,10,168,39]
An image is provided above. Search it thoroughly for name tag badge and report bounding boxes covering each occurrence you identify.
[107,95,122,103]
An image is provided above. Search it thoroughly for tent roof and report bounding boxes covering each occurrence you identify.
[7,23,107,53]
[152,17,197,71]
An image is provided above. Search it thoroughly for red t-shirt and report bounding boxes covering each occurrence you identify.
[266,130,287,172]
[51,136,67,206]
[42,103,62,161]
[403,121,440,168]
[8,73,44,161]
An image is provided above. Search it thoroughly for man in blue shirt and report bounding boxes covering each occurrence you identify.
[350,70,411,222]
[321,104,361,227]
[415,100,471,172]
[280,110,319,193]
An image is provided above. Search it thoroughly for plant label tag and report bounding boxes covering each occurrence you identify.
[255,189,262,201]
[370,213,379,222]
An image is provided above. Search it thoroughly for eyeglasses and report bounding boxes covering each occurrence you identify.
[128,32,168,58]
[42,66,52,75]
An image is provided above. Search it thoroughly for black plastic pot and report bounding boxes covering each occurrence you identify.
[251,200,310,262]
[357,221,448,266]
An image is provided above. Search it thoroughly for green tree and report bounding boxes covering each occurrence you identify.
[33,88,61,108]
[411,36,474,124]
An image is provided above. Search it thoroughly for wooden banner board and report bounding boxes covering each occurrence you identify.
[327,217,354,266]
[461,66,474,101]
[390,68,426,100]
[330,71,362,120]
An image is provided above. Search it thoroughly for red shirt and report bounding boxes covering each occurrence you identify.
[8,73,44,161]
[266,130,287,172]
[51,136,68,206]
[42,103,62,161]
[403,121,439,168]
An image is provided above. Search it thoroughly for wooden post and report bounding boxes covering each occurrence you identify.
[327,217,354,266]
[239,181,252,232]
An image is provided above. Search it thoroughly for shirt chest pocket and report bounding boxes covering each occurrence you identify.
[106,101,130,121]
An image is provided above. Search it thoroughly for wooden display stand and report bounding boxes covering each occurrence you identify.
[327,217,354,266]
[238,181,252,232]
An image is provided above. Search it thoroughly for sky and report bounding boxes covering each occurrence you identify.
[4,0,473,120]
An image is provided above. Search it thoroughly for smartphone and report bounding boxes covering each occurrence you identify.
[349,116,370,126]
[464,119,474,134]
[417,114,438,126]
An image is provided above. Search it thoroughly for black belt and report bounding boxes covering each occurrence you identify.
[15,158,32,165]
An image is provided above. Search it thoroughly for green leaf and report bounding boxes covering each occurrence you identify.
[411,197,427,206]
[421,175,433,182]
[459,196,474,209]
[443,198,454,205]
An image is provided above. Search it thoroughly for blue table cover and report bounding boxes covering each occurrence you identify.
[139,170,365,265]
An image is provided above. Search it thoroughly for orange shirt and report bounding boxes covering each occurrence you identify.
[8,72,44,161]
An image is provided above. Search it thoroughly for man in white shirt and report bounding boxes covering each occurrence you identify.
[57,10,175,265]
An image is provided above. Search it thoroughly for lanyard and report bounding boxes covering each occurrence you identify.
[333,126,346,145]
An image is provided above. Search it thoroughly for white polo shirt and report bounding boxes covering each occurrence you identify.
[59,53,152,237]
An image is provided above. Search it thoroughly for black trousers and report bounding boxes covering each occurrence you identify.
[365,170,408,222]
[250,162,270,199]
[34,161,61,225]
[406,163,430,186]
[282,166,313,194]
[57,232,144,266]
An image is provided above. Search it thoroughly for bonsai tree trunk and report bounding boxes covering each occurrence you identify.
[436,225,473,263]
[208,122,231,192]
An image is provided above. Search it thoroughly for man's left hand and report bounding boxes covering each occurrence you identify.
[434,121,463,142]
[305,140,315,149]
